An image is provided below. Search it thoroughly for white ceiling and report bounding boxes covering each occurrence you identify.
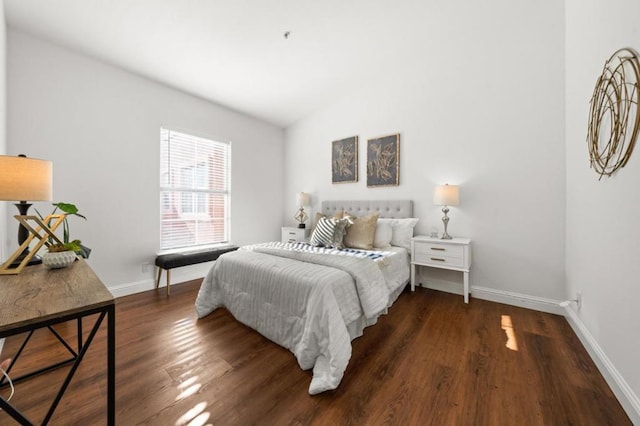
[4,0,431,128]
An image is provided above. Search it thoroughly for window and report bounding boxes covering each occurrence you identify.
[160,128,230,251]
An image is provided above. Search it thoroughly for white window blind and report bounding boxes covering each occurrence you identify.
[160,128,230,251]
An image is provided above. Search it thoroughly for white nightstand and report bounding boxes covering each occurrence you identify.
[410,235,472,303]
[281,227,310,243]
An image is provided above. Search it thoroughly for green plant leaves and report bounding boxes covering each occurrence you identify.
[53,202,87,220]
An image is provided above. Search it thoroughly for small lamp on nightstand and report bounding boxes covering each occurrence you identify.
[433,184,459,240]
[294,192,310,228]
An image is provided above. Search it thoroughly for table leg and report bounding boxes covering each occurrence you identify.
[410,264,416,291]
[0,395,32,425]
[463,271,469,303]
[107,304,115,426]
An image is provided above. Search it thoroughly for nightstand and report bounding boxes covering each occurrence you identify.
[281,227,310,243]
[410,236,472,303]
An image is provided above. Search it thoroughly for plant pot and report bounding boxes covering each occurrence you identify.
[42,250,77,269]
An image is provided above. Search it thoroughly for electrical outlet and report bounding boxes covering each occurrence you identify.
[142,262,151,273]
[576,292,582,311]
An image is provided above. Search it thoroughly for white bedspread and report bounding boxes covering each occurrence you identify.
[195,243,408,394]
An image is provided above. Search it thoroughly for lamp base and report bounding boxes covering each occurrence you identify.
[10,253,42,268]
[441,206,453,240]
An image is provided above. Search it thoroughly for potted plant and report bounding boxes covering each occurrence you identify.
[37,202,90,268]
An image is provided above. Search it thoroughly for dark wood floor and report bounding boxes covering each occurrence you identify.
[0,280,631,425]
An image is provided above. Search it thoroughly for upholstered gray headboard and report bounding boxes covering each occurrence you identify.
[321,200,413,219]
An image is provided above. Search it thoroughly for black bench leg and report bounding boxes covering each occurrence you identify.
[156,267,162,290]
[155,267,170,296]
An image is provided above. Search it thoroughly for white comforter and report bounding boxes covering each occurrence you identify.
[195,243,407,394]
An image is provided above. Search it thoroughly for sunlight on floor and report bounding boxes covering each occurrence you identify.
[501,315,518,351]
[176,382,202,400]
[172,318,210,425]
[175,401,210,426]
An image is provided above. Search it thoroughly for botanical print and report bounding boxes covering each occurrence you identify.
[332,136,358,183]
[367,134,399,187]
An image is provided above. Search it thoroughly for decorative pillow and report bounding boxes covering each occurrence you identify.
[311,217,339,247]
[379,218,419,250]
[373,220,393,249]
[312,211,344,232]
[310,216,350,248]
[343,212,379,250]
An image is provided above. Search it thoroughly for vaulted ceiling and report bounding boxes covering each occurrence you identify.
[4,0,432,127]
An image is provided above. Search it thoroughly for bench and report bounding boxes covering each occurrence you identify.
[155,246,239,295]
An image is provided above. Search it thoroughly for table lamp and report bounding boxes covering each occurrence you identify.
[294,192,310,228]
[433,184,459,239]
[0,154,53,267]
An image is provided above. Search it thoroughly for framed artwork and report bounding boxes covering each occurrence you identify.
[331,136,358,184]
[367,133,400,187]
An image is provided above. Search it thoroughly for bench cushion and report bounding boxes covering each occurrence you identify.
[155,246,238,269]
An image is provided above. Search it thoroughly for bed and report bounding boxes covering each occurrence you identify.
[195,200,416,394]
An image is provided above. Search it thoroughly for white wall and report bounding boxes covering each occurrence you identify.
[566,0,640,420]
[7,29,284,293]
[285,0,566,301]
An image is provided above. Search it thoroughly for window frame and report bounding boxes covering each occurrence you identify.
[159,127,231,252]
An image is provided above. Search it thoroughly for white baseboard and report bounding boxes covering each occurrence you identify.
[419,280,565,315]
[107,262,212,298]
[564,307,640,424]
[108,278,157,298]
[471,285,565,315]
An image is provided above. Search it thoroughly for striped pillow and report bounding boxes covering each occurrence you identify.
[310,217,339,247]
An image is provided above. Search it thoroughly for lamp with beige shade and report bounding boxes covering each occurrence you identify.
[0,154,59,274]
[433,184,459,240]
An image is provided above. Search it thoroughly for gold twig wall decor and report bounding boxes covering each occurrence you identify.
[587,47,640,179]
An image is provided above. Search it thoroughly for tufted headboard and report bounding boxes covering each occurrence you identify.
[321,200,413,219]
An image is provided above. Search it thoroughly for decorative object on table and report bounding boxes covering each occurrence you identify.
[2,214,67,274]
[331,136,358,184]
[0,154,53,274]
[36,202,91,259]
[294,192,310,228]
[587,47,640,180]
[42,247,77,269]
[367,133,399,187]
[433,184,459,240]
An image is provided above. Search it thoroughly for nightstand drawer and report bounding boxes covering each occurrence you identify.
[413,240,466,268]
[281,227,309,243]
[415,253,465,268]
[413,242,464,259]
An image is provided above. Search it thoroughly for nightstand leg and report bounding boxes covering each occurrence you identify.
[411,264,416,291]
[463,271,469,303]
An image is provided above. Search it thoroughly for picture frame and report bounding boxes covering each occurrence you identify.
[331,136,358,184]
[367,133,400,187]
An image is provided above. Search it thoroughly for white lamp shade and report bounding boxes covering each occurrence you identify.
[296,192,310,207]
[0,155,53,202]
[433,184,459,206]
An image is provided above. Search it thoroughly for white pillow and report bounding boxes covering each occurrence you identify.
[379,218,419,250]
[373,220,393,248]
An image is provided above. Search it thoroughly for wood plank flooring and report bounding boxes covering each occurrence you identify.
[0,280,631,425]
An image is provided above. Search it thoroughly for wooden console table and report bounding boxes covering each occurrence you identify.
[0,259,115,425]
